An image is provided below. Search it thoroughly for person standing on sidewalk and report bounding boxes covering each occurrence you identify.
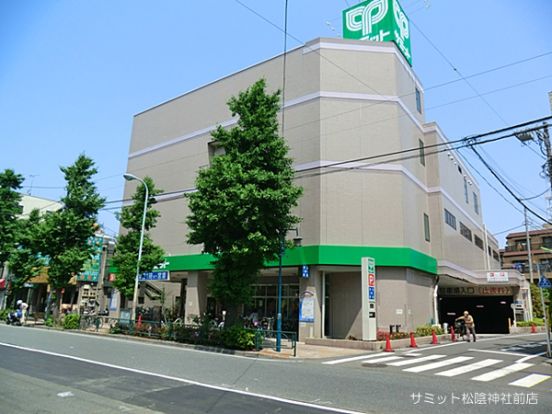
[456,310,476,342]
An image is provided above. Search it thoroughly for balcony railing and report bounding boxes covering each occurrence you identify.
[503,263,552,273]
[504,241,552,252]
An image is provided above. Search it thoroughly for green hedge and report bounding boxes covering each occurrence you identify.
[415,324,443,337]
[517,318,544,327]
[0,308,13,321]
[63,313,80,330]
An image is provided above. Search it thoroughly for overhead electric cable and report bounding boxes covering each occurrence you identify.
[469,145,551,224]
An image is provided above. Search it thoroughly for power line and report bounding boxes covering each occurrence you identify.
[424,51,552,92]
[469,145,551,224]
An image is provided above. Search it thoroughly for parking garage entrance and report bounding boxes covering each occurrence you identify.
[438,286,515,334]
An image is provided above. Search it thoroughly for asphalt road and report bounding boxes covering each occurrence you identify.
[0,324,551,414]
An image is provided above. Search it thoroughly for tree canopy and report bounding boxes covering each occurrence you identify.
[39,154,105,314]
[111,176,165,300]
[0,169,24,267]
[186,79,302,319]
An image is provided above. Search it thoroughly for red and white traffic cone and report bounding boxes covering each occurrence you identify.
[431,329,439,345]
[409,332,418,348]
[384,333,393,352]
[450,326,456,342]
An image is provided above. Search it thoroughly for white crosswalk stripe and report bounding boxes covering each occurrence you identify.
[403,356,473,373]
[471,362,533,382]
[322,352,387,365]
[323,353,548,388]
[435,359,502,377]
[362,356,403,364]
[387,354,445,366]
[508,374,551,388]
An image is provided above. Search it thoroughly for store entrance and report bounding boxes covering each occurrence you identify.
[244,283,300,332]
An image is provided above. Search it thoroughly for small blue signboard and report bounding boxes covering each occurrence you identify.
[301,265,310,279]
[368,286,375,300]
[139,270,170,282]
[538,276,552,289]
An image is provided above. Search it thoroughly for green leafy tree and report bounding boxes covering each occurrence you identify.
[39,155,105,317]
[0,169,24,272]
[530,282,544,318]
[7,209,45,288]
[111,177,165,301]
[186,79,302,325]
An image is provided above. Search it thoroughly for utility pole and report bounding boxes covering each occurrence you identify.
[525,208,535,284]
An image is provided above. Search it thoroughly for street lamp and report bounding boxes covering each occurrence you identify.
[276,228,301,352]
[123,173,148,323]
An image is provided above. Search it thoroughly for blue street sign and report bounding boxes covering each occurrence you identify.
[538,276,552,289]
[301,265,310,279]
[139,270,170,282]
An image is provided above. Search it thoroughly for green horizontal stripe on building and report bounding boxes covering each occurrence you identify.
[158,245,437,274]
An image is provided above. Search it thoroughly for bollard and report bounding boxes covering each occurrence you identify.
[431,329,438,345]
[384,333,393,352]
[409,332,418,348]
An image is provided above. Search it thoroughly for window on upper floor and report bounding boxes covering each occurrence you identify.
[460,222,472,241]
[208,140,225,163]
[415,88,422,113]
[419,139,425,166]
[492,250,500,262]
[444,209,457,230]
[424,213,430,242]
[473,192,479,215]
[464,177,469,204]
[474,235,484,250]
[542,236,552,249]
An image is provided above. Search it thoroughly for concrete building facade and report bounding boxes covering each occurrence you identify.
[123,38,529,339]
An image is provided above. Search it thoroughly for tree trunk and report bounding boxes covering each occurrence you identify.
[223,303,241,328]
[52,288,62,320]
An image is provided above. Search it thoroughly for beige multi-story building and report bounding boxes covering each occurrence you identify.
[501,226,552,282]
[123,37,529,339]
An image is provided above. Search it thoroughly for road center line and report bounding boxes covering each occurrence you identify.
[466,348,528,357]
[0,342,364,414]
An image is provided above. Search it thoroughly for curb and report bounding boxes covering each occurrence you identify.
[27,324,295,360]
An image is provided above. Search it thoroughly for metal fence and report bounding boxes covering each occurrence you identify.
[77,316,297,356]
[251,329,297,357]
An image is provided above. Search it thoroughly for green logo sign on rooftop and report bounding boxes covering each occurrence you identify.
[343,0,412,66]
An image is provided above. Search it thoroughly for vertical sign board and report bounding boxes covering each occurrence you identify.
[361,257,377,341]
[77,236,104,282]
[343,0,412,66]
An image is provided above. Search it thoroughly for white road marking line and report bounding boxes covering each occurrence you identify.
[387,355,445,366]
[508,374,551,388]
[57,391,74,398]
[435,359,502,377]
[517,352,547,363]
[471,362,533,382]
[406,333,547,352]
[467,348,528,357]
[322,352,386,365]
[362,356,403,364]
[403,352,422,356]
[403,356,473,373]
[0,342,365,414]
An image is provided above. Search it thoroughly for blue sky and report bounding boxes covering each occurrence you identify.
[1,0,551,245]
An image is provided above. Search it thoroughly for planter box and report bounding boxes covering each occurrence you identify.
[509,326,546,334]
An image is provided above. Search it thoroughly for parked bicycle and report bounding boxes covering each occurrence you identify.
[80,312,103,331]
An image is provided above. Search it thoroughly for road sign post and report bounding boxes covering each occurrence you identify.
[537,267,552,358]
